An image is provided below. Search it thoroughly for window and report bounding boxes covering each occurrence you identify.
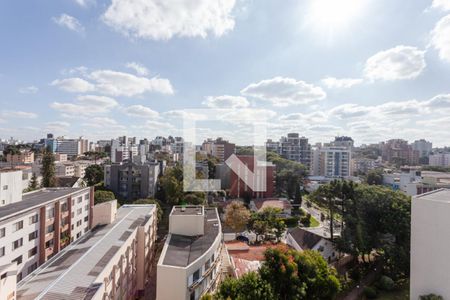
[17,272,22,282]
[0,246,5,257]
[77,196,82,204]
[0,227,5,238]
[12,238,23,250]
[47,208,55,219]
[84,216,89,222]
[76,232,81,238]
[13,220,23,232]
[46,224,54,234]
[12,255,23,265]
[71,212,75,218]
[85,193,90,200]
[192,269,200,283]
[85,204,89,211]
[77,220,82,227]
[71,199,75,206]
[77,208,82,215]
[28,247,37,258]
[84,227,89,233]
[2,185,8,190]
[71,224,74,230]
[28,262,38,274]
[29,214,38,225]
[61,202,68,212]
[190,291,196,300]
[29,231,38,241]
[45,239,54,249]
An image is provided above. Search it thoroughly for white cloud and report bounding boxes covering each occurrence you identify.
[19,86,39,94]
[51,78,95,93]
[52,14,85,33]
[89,69,173,96]
[74,0,94,7]
[240,77,326,107]
[102,0,236,40]
[46,121,70,128]
[431,15,450,63]
[1,111,38,119]
[123,105,159,118]
[364,45,426,80]
[125,62,149,76]
[321,77,363,89]
[202,95,250,108]
[50,95,118,115]
[432,0,450,11]
[52,69,173,97]
[279,112,328,124]
[329,104,372,119]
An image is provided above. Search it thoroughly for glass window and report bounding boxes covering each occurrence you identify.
[192,269,200,283]
[47,208,55,219]
[12,255,22,265]
[29,214,38,225]
[0,227,5,238]
[0,246,5,257]
[2,185,8,190]
[12,238,23,250]
[28,247,37,258]
[46,224,54,234]
[29,231,38,241]
[13,221,23,232]
[77,196,82,203]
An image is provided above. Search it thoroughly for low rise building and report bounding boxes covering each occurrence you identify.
[250,198,292,216]
[429,153,450,167]
[411,189,450,299]
[157,206,223,300]
[15,203,157,299]
[6,150,34,164]
[0,169,23,206]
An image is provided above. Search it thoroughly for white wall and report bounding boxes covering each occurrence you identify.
[0,170,23,206]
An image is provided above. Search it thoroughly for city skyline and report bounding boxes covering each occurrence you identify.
[1,0,450,146]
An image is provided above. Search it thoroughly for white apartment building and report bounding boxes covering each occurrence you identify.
[0,186,93,287]
[55,137,89,157]
[412,139,432,158]
[311,146,351,178]
[0,169,23,206]
[411,189,450,299]
[429,153,450,167]
[157,206,223,300]
[15,203,157,300]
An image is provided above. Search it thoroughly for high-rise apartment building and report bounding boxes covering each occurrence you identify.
[202,137,236,162]
[429,153,450,167]
[412,139,433,158]
[311,146,352,178]
[279,133,312,169]
[381,139,419,165]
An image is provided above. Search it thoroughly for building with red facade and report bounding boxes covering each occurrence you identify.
[229,155,275,199]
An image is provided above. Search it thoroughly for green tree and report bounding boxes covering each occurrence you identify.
[215,272,275,300]
[133,198,163,223]
[224,201,251,236]
[420,294,444,300]
[84,164,104,186]
[94,190,116,204]
[366,169,384,185]
[293,183,302,214]
[41,147,56,187]
[29,173,38,190]
[259,248,340,300]
[159,165,183,204]
[249,207,286,242]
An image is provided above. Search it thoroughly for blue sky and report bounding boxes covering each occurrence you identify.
[0,0,450,146]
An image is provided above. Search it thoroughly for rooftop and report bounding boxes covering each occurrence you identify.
[414,188,450,203]
[161,208,219,267]
[252,198,292,211]
[171,205,204,216]
[0,187,89,221]
[288,227,324,249]
[17,204,156,300]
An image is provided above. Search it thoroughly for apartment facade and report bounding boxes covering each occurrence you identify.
[157,206,223,300]
[6,151,34,164]
[104,161,159,201]
[279,133,312,169]
[411,189,450,299]
[228,155,276,198]
[412,139,433,158]
[15,203,157,300]
[429,153,450,167]
[0,187,93,286]
[0,170,23,206]
[314,146,352,178]
[381,139,419,165]
[202,138,236,163]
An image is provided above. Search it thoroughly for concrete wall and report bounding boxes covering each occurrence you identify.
[411,192,450,299]
[92,200,117,227]
[0,170,23,206]
[169,214,204,236]
[0,263,17,300]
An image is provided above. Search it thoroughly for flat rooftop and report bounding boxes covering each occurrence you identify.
[17,204,156,300]
[415,188,450,203]
[0,187,88,221]
[162,208,219,267]
[171,205,204,216]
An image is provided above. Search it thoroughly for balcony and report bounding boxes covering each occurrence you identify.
[45,247,54,257]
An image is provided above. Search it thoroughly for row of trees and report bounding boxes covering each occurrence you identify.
[312,181,411,279]
[214,247,340,300]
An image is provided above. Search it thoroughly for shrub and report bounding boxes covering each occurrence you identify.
[363,286,377,299]
[378,275,395,291]
[283,216,300,227]
[420,294,444,300]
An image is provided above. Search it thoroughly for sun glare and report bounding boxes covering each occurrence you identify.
[306,0,367,33]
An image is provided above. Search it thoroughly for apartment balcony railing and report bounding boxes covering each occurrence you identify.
[188,243,223,291]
